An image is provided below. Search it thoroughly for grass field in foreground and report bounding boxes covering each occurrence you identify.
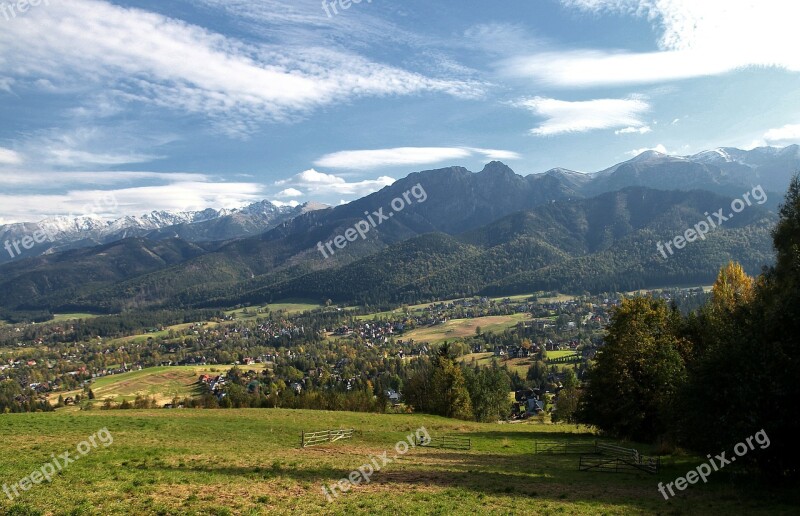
[0,409,795,515]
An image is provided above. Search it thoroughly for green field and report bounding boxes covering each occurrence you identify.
[53,365,267,406]
[353,295,543,322]
[50,313,99,323]
[403,314,530,345]
[104,323,215,347]
[0,409,794,515]
[225,300,322,320]
[460,352,535,377]
[353,302,431,321]
[547,350,579,359]
[459,349,583,377]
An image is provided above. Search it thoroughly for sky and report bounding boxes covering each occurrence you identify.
[1,0,800,223]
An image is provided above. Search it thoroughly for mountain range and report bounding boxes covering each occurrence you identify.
[0,200,329,265]
[0,145,795,319]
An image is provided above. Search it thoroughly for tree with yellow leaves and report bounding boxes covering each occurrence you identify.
[711,260,754,312]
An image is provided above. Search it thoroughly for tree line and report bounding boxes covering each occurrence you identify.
[579,176,800,479]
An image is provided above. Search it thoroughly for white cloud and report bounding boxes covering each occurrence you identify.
[514,97,650,136]
[314,146,521,170]
[0,0,483,136]
[502,49,740,88]
[626,144,669,157]
[501,1,800,87]
[464,147,523,160]
[0,181,267,223]
[764,124,800,143]
[275,169,395,197]
[270,199,300,208]
[615,125,652,135]
[276,188,303,198]
[316,147,470,169]
[0,147,22,165]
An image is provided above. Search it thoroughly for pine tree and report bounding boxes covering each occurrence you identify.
[429,344,474,421]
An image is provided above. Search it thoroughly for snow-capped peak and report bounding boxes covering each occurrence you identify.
[689,148,734,163]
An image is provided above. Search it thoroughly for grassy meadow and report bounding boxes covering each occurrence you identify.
[224,300,322,320]
[402,314,530,346]
[48,365,269,407]
[0,409,796,515]
[49,314,99,323]
[459,352,535,377]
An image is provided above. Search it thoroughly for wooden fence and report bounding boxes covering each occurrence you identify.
[578,443,660,474]
[418,435,471,450]
[300,428,355,448]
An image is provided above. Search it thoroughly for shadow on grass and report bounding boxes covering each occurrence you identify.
[135,449,790,514]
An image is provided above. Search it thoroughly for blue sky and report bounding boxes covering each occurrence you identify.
[1,0,799,222]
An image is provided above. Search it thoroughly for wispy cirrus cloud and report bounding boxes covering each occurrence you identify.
[5,124,175,171]
[0,171,208,187]
[315,146,521,170]
[501,0,800,88]
[514,97,650,136]
[0,0,483,138]
[45,149,163,167]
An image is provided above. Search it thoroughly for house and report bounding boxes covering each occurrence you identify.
[514,388,536,402]
[508,346,531,359]
[385,389,402,405]
[526,398,545,414]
